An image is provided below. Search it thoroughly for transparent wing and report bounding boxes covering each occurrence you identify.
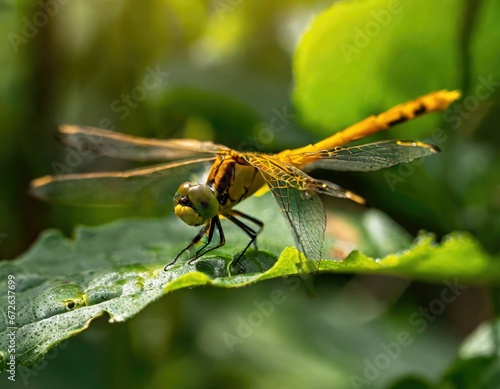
[56,124,228,161]
[292,140,439,172]
[264,177,326,261]
[30,157,215,206]
[243,154,365,260]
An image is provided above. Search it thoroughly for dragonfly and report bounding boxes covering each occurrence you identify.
[30,90,460,273]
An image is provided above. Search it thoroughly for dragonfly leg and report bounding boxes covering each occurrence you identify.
[164,223,209,270]
[223,212,263,274]
[188,216,225,264]
[226,210,264,249]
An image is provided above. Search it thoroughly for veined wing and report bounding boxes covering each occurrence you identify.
[56,124,228,161]
[289,140,438,172]
[30,157,215,206]
[243,154,364,260]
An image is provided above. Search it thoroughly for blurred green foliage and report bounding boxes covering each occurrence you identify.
[0,0,499,388]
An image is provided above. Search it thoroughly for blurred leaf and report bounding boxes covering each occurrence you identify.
[1,192,499,370]
[320,232,500,283]
[293,0,462,136]
[387,376,434,389]
[440,356,500,389]
[388,319,500,389]
[459,317,500,360]
[470,0,500,90]
[439,318,500,389]
[152,87,261,148]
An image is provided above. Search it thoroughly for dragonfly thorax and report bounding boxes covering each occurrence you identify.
[173,182,219,226]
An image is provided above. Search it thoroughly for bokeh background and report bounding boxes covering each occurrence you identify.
[1,0,499,388]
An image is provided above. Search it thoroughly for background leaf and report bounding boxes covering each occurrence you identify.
[293,0,462,135]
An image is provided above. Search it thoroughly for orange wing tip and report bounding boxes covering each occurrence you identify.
[54,124,86,147]
[346,191,366,205]
[58,124,79,134]
[57,124,113,141]
[395,140,440,153]
[29,175,53,199]
[30,175,53,189]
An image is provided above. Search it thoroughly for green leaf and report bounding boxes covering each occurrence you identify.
[320,232,500,283]
[441,355,500,389]
[387,376,434,389]
[1,193,499,370]
[439,319,500,389]
[389,319,500,389]
[470,0,500,93]
[293,0,462,137]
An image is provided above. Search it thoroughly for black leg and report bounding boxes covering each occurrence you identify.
[164,223,209,271]
[223,212,265,274]
[224,213,258,253]
[164,211,263,274]
[229,210,264,233]
[227,210,264,249]
[188,216,225,264]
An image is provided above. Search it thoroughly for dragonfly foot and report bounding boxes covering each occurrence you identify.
[164,251,185,271]
[187,256,201,266]
[163,256,200,271]
[228,257,246,276]
[164,259,178,271]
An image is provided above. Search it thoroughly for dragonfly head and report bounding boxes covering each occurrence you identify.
[173,182,219,226]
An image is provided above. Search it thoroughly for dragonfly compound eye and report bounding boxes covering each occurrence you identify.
[173,183,219,226]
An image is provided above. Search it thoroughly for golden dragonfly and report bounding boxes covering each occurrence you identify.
[30,90,460,272]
